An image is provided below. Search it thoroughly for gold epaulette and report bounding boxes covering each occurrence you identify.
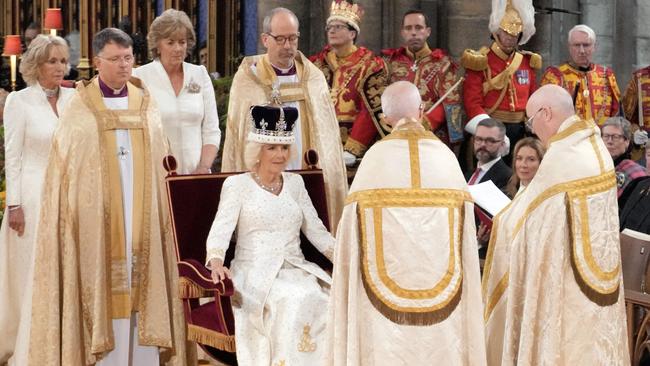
[460,47,489,71]
[520,50,542,70]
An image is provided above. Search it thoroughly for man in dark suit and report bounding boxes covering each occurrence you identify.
[467,118,512,257]
[467,118,512,191]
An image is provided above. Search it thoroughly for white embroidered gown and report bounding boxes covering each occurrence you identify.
[0,85,74,365]
[206,172,334,366]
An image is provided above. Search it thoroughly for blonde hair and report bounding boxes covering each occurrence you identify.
[243,140,296,171]
[19,34,69,86]
[147,9,196,59]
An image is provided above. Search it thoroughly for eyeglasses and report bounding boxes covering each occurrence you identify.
[325,24,349,32]
[525,107,544,132]
[265,32,300,45]
[474,136,503,145]
[97,55,135,64]
[601,133,626,142]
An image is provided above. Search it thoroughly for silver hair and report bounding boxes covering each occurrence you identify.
[19,34,69,86]
[262,7,299,33]
[568,24,596,44]
[244,141,264,171]
[381,81,422,121]
[602,116,632,141]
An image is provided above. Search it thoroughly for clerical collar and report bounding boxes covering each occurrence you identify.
[271,62,296,76]
[98,77,128,98]
[406,44,431,61]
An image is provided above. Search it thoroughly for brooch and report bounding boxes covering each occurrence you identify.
[185,79,201,94]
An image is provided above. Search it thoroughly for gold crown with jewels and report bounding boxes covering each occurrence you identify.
[328,1,364,33]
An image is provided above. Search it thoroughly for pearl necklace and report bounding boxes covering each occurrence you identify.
[252,172,283,194]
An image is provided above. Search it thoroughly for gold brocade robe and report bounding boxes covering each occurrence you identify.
[222,52,347,231]
[623,66,650,129]
[541,63,621,125]
[28,78,190,365]
[326,121,486,365]
[482,116,629,365]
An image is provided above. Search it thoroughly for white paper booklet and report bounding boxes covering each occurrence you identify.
[467,180,512,216]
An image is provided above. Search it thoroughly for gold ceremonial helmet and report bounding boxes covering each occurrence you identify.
[500,3,523,36]
[327,0,364,33]
[489,0,536,45]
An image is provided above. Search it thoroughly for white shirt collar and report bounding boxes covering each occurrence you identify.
[477,156,501,172]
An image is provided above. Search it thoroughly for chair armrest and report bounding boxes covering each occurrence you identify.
[178,259,234,297]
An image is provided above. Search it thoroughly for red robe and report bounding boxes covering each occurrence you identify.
[541,62,620,125]
[310,45,385,157]
[622,65,650,131]
[382,45,463,146]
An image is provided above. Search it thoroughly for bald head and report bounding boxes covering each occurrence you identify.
[526,84,575,145]
[381,81,422,125]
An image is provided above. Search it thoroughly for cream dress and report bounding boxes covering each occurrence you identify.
[0,85,74,365]
[206,172,334,366]
[133,60,221,174]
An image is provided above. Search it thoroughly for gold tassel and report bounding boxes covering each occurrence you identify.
[178,277,209,299]
[359,261,463,325]
[187,324,236,352]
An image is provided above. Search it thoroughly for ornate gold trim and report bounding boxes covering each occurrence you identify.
[589,134,606,174]
[483,171,617,321]
[352,188,471,325]
[548,118,594,145]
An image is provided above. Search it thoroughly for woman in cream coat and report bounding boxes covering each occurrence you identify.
[0,34,74,365]
[134,8,221,174]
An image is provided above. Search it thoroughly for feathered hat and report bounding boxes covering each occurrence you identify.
[327,0,364,33]
[247,105,299,144]
[489,0,536,45]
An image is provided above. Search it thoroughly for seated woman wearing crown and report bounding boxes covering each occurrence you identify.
[205,105,334,365]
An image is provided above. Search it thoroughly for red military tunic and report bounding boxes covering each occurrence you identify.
[462,42,540,128]
[309,45,385,157]
[623,66,650,132]
[382,44,463,146]
[541,62,620,125]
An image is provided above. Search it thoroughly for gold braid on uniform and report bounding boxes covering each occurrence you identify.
[460,47,489,71]
[520,51,542,70]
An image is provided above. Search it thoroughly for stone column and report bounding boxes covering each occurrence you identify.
[636,0,650,70]
[444,0,491,59]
